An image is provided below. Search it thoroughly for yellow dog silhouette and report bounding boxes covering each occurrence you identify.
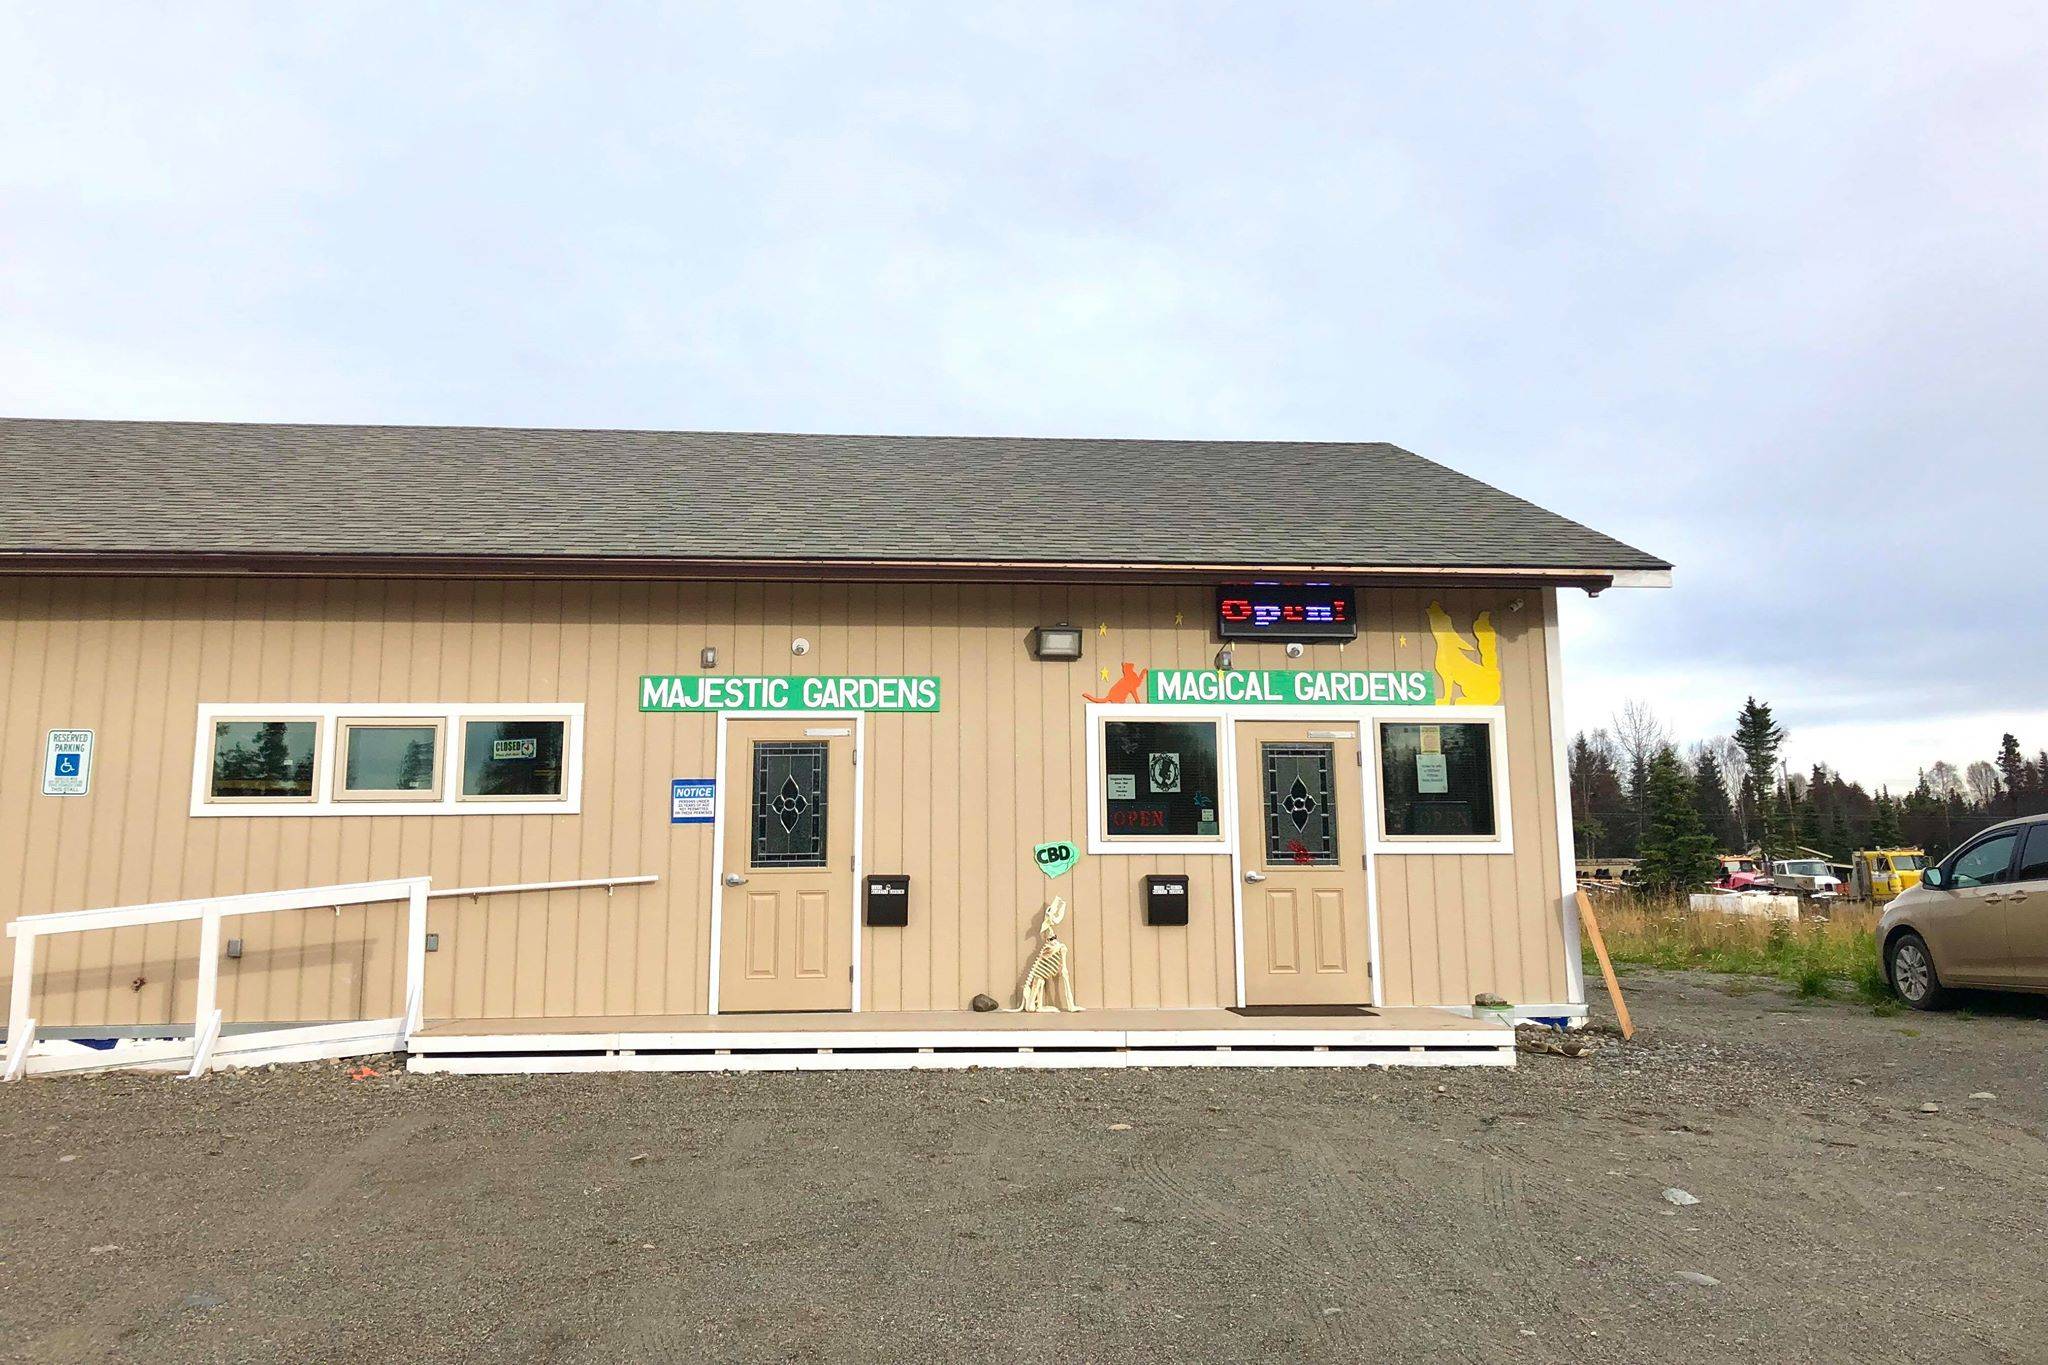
[1427,601,1500,705]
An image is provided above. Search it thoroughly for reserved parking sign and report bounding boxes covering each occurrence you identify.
[43,728,94,796]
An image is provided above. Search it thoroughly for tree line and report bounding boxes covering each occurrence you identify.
[1569,697,2048,892]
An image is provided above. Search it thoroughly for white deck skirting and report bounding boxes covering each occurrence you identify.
[406,1007,1515,1074]
[21,1016,407,1077]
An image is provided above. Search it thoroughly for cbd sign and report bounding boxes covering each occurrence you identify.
[1216,585,1357,642]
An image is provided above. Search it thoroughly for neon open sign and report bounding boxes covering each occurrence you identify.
[1216,585,1357,642]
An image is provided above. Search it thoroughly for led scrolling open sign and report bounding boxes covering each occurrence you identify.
[1216,585,1357,642]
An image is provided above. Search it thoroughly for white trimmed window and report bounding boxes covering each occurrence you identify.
[1087,711,1229,855]
[1369,710,1513,854]
[192,703,582,817]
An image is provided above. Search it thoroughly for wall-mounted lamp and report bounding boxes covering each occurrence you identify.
[791,637,810,656]
[1214,646,1235,671]
[700,646,718,669]
[225,938,243,960]
[1029,624,1084,661]
[1284,641,1306,659]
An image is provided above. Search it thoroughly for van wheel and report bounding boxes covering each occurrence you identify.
[1887,932,1949,1010]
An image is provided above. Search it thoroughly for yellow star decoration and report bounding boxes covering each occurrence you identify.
[1398,634,1409,647]
[1173,611,1183,625]
[1099,666,1112,683]
[1098,622,1109,636]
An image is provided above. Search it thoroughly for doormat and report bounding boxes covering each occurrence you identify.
[1226,1004,1377,1017]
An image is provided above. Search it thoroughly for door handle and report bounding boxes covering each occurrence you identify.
[1244,871,1268,884]
[2006,890,2030,902]
[1983,892,2004,903]
[724,873,749,887]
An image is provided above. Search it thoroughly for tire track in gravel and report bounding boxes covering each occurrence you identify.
[19,1112,438,1364]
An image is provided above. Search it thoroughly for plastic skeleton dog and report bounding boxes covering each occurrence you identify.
[1017,896,1083,1013]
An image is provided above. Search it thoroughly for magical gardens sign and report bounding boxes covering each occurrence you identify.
[1144,668,1437,705]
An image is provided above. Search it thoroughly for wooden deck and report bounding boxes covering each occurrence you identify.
[408,1006,1516,1073]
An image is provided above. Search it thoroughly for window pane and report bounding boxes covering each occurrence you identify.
[1952,831,2017,887]
[1103,721,1220,838]
[751,741,828,868]
[1380,722,1496,838]
[1262,742,1338,866]
[343,724,439,793]
[462,720,566,797]
[2018,826,2048,883]
[210,721,317,799]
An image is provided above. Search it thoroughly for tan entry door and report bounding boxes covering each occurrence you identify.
[1234,721,1373,1005]
[718,721,855,1012]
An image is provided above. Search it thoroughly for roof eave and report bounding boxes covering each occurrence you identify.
[0,549,1667,591]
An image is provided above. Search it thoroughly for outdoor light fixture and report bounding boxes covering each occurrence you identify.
[1284,641,1306,659]
[1215,646,1235,671]
[1029,624,1084,661]
[700,646,717,669]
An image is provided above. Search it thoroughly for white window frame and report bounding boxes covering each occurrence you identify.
[454,716,576,805]
[1085,706,1233,856]
[202,715,324,805]
[191,703,584,817]
[333,717,447,803]
[1367,706,1514,856]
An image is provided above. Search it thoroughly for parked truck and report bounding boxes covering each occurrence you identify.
[1770,857,1843,899]
[1848,848,1927,903]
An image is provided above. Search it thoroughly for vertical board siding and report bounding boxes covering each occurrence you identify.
[0,578,1568,1025]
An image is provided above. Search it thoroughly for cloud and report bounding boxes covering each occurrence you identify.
[1,3,2041,789]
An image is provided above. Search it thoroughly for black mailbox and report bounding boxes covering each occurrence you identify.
[865,874,910,927]
[1142,874,1189,926]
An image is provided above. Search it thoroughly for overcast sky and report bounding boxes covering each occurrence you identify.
[2,4,2041,791]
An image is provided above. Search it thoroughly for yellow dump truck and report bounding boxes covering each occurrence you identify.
[1849,848,1927,903]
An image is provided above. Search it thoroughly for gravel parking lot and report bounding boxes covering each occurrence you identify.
[4,971,2044,1364]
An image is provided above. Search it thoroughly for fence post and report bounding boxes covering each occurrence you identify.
[6,932,37,1081]
[403,879,429,1040]
[193,908,221,1037]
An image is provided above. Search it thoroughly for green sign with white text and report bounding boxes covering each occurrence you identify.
[641,675,941,713]
[1145,669,1436,706]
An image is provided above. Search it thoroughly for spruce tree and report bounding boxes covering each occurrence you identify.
[1635,749,1721,894]
[1732,697,1785,854]
[1997,733,2025,816]
[1689,748,1733,850]
[1870,794,1903,847]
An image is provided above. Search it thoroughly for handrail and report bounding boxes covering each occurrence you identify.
[428,874,659,901]
[6,876,431,1082]
[5,877,429,939]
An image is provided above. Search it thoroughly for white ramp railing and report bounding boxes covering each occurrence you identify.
[5,877,430,1082]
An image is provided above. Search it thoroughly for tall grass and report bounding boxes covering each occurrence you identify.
[1584,895,1892,1003]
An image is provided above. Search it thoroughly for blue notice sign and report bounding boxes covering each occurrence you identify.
[671,778,715,825]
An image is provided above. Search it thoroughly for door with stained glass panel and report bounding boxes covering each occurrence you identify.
[1232,722,1373,1005]
[718,722,855,1012]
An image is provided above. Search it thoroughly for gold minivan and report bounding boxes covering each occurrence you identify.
[1880,814,2048,1008]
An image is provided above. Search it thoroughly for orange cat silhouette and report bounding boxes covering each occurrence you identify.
[1084,662,1148,704]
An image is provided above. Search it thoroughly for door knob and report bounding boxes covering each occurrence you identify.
[1244,871,1268,884]
[724,873,749,887]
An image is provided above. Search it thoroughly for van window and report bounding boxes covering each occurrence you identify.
[2017,825,2048,883]
[1950,831,2019,888]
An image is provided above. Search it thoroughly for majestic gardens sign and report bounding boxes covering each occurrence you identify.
[641,675,941,712]
[1146,668,1436,705]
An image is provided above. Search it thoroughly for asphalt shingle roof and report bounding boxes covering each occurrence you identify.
[0,419,1667,573]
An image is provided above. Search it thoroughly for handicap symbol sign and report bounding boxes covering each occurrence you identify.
[43,728,94,796]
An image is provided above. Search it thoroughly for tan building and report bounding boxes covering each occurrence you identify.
[0,420,1667,1072]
